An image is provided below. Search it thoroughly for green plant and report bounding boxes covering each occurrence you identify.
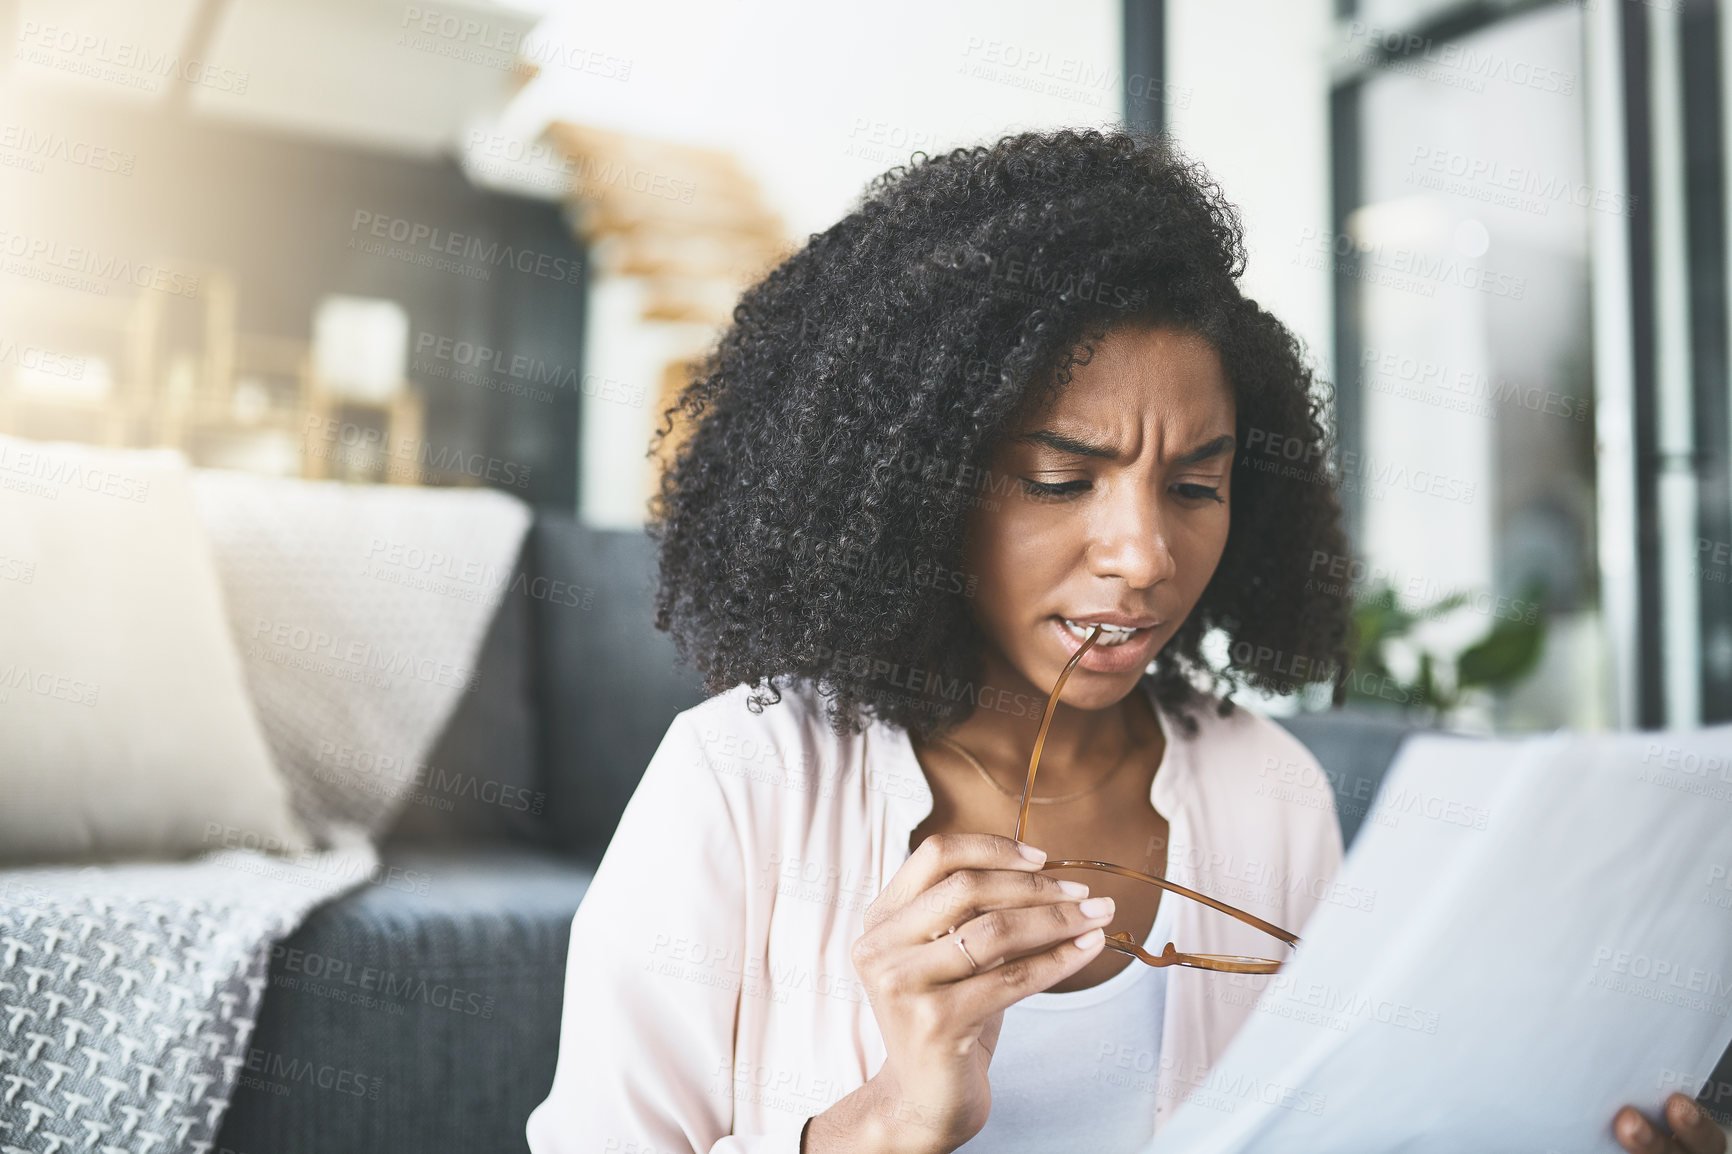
[1346,578,1549,717]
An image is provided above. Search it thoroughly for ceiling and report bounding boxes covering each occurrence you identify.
[6,0,550,159]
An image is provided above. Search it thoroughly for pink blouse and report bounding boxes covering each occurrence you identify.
[526,678,1345,1153]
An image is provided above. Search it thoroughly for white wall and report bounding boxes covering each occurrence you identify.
[494,0,1126,524]
[1164,0,1336,715]
[1165,0,1336,375]
[501,0,1123,240]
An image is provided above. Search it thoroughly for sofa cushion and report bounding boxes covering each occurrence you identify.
[190,468,532,844]
[385,533,546,848]
[1276,707,1426,849]
[529,518,707,860]
[0,437,311,864]
[214,846,593,1154]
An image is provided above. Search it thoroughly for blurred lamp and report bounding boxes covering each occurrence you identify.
[312,296,409,403]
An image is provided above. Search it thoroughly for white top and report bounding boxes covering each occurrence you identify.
[526,678,1345,1154]
[954,896,1179,1153]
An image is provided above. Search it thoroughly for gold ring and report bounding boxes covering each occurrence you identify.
[953,934,978,973]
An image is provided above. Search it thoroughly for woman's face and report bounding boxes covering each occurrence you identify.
[962,323,1236,713]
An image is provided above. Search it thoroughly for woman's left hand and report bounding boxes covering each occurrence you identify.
[1613,1093,1727,1153]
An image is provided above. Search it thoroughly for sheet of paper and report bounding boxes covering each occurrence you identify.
[1144,724,1732,1154]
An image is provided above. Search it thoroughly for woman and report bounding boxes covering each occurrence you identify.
[526,129,1722,1154]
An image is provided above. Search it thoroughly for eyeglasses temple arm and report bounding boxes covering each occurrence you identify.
[1014,625,1101,845]
[1038,858,1301,946]
[1013,625,1302,952]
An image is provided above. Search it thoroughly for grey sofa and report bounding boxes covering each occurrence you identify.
[213,512,1732,1153]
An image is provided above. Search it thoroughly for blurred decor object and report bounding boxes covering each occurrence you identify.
[0,282,161,447]
[545,120,793,498]
[0,433,311,864]
[312,295,410,403]
[304,295,423,484]
[1,270,431,485]
[161,273,425,484]
[1348,578,1549,720]
[14,351,113,403]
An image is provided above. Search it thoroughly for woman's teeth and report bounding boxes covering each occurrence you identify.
[1062,618,1140,646]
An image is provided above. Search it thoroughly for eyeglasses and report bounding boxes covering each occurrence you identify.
[1010,624,1300,974]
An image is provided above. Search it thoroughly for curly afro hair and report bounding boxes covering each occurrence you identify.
[649,126,1353,739]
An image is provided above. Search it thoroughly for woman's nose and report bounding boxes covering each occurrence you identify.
[1087,491,1177,589]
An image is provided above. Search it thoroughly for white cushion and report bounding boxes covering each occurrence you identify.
[187,468,531,844]
[0,435,311,864]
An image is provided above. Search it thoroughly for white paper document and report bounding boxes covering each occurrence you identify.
[1144,724,1732,1154]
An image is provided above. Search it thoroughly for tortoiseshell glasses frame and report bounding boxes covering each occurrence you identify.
[1011,624,1300,974]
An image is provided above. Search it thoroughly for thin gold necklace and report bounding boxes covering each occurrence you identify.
[934,734,1134,804]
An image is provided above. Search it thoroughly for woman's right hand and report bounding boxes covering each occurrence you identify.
[846,832,1116,1154]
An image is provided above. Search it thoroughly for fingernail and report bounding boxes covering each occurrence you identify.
[1056,880,1089,898]
[1079,896,1114,919]
[1629,1115,1653,1145]
[1018,843,1047,864]
[1073,927,1104,949]
[1675,1098,1701,1126]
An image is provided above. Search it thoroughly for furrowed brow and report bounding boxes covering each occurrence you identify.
[1013,429,1119,460]
[1013,429,1236,464]
[1173,434,1235,466]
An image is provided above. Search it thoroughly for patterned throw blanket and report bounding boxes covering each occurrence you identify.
[0,828,374,1154]
[1,469,531,1154]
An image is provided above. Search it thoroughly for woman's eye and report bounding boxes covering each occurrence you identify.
[1020,478,1090,499]
[1173,483,1225,504]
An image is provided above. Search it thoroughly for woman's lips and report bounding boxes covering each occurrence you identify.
[1048,616,1163,674]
